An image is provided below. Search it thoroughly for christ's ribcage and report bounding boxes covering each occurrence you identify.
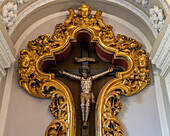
[81,79,92,93]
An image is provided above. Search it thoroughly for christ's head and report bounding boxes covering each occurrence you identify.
[79,67,90,79]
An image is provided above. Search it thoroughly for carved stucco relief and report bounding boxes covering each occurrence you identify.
[149,5,165,33]
[1,2,17,31]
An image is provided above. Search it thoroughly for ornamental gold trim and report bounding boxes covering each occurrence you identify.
[18,4,150,136]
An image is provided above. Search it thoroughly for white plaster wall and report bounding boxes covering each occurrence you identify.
[119,69,161,136]
[3,15,162,136]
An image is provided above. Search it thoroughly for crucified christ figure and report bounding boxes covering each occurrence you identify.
[59,67,113,127]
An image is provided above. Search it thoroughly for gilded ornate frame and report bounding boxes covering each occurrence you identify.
[18,4,150,136]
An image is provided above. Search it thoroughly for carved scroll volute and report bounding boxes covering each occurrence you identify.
[96,45,150,135]
[18,38,76,135]
[45,83,76,136]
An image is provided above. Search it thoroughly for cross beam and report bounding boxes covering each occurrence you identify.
[50,67,124,77]
[49,42,124,77]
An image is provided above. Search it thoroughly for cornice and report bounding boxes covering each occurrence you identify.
[160,53,170,76]
[152,24,170,76]
[152,24,170,64]
[156,37,170,68]
[0,44,10,68]
[0,31,15,63]
[0,30,15,76]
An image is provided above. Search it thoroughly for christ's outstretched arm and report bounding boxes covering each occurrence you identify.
[59,69,81,80]
[92,67,113,80]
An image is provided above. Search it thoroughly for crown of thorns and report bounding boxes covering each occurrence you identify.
[79,67,90,74]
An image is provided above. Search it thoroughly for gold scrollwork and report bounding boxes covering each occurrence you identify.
[49,91,68,119]
[111,34,142,53]
[46,90,69,136]
[102,91,123,136]
[18,4,150,136]
[46,120,68,136]
[103,118,124,136]
[96,48,150,135]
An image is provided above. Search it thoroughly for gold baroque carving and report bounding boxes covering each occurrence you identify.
[18,4,150,136]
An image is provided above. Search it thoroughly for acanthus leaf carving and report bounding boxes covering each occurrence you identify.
[46,90,69,136]
[110,34,142,54]
[49,91,68,119]
[1,2,17,31]
[149,5,165,33]
[46,120,68,136]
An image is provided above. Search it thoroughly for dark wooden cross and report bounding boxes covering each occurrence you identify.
[47,42,124,136]
[50,42,124,77]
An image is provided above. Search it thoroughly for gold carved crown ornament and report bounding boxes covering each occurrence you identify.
[18,4,150,136]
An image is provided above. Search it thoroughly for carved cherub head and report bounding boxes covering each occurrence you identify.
[79,67,90,78]
[19,50,31,68]
[139,54,149,68]
[78,4,91,18]
[137,50,149,68]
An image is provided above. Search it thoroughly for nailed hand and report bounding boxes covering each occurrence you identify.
[108,67,113,72]
[58,69,64,74]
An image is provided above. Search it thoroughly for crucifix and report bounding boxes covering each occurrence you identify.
[50,41,123,135]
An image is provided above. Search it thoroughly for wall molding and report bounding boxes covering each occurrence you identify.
[8,0,158,38]
[0,31,15,76]
[152,24,170,76]
[160,53,170,76]
[159,0,170,13]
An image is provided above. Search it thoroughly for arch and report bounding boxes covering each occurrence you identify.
[11,1,155,46]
